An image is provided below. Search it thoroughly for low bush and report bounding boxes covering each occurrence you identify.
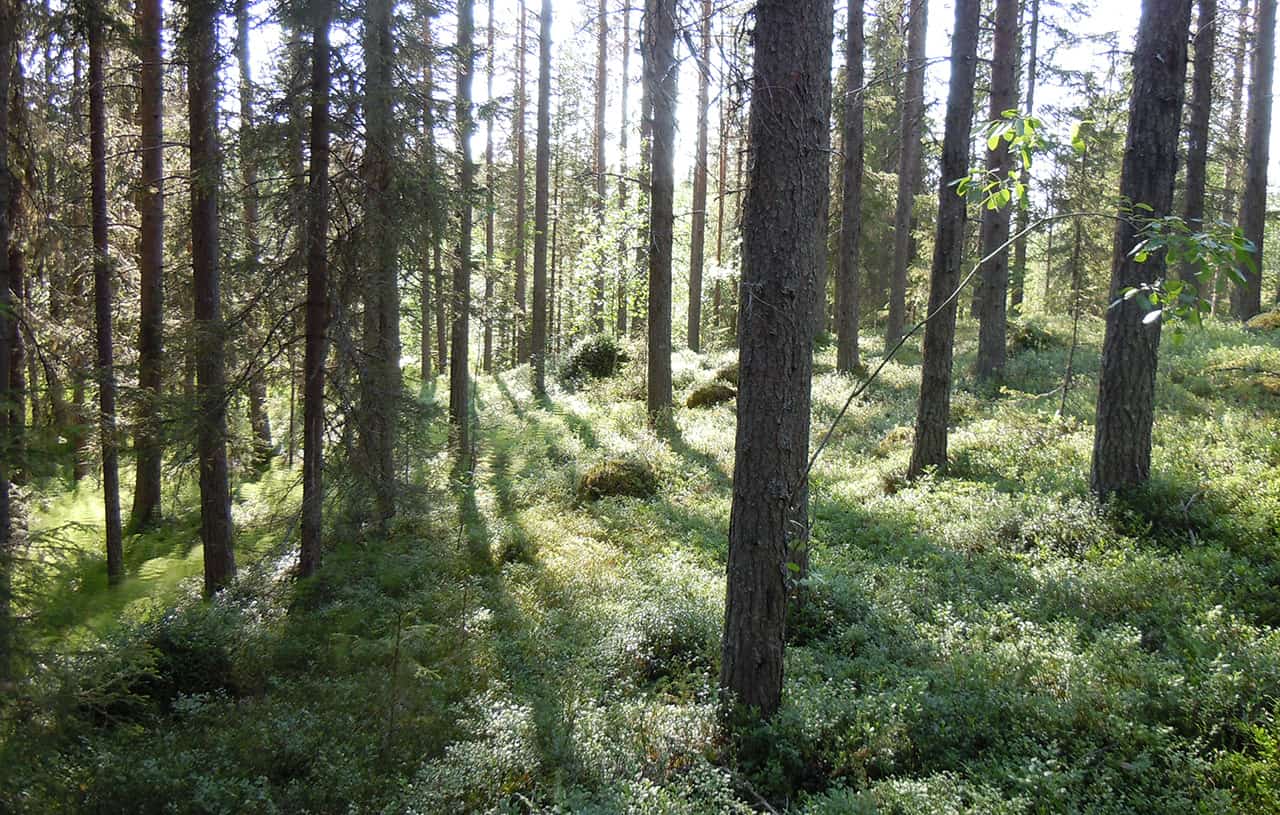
[561,334,627,381]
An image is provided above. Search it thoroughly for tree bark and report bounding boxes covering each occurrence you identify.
[592,0,608,333]
[1181,0,1215,285]
[0,0,17,681]
[688,0,711,352]
[531,0,552,395]
[645,0,677,425]
[300,0,331,579]
[1232,0,1273,316]
[720,0,830,719]
[188,0,236,593]
[451,0,476,459]
[514,0,528,362]
[836,0,864,374]
[884,0,928,346]
[975,0,1019,382]
[1010,0,1039,311]
[906,0,980,479]
[1214,0,1249,315]
[130,0,164,530]
[616,0,631,336]
[482,0,495,373]
[1091,0,1191,497]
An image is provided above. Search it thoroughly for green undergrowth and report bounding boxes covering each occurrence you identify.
[4,317,1280,813]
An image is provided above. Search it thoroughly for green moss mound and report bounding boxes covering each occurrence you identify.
[686,382,737,409]
[1008,318,1057,354]
[577,458,658,501]
[714,361,739,386]
[1245,309,1280,332]
[561,333,627,381]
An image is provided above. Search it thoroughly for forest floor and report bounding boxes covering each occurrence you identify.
[6,314,1280,814]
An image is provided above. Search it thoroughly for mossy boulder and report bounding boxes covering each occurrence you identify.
[713,362,739,386]
[578,458,658,501]
[561,333,627,381]
[685,382,737,409]
[1245,309,1280,332]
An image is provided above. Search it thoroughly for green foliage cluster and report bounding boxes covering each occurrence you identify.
[560,333,628,382]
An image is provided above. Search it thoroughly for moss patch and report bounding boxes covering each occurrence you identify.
[1246,310,1280,332]
[714,362,739,387]
[577,458,658,501]
[686,382,737,409]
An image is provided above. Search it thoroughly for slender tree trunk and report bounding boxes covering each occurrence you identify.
[975,0,1019,382]
[836,0,864,374]
[551,154,562,351]
[434,242,447,370]
[514,0,528,362]
[1232,0,1273,317]
[0,0,17,682]
[645,0,677,425]
[633,13,654,338]
[531,0,552,394]
[188,0,236,593]
[451,0,476,458]
[130,0,164,530]
[69,49,90,484]
[7,63,25,479]
[687,0,711,352]
[1091,0,1191,496]
[592,0,608,333]
[424,15,447,375]
[300,0,331,579]
[884,0,928,345]
[616,0,631,336]
[359,0,401,523]
[1010,0,1039,311]
[1181,0,1215,286]
[714,36,727,330]
[482,0,495,373]
[906,0,980,479]
[721,0,831,719]
[89,0,123,584]
[1214,0,1250,315]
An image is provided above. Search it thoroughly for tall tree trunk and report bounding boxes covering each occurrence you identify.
[1010,0,1039,311]
[531,0,552,394]
[1090,0,1191,496]
[645,0,677,426]
[616,0,631,336]
[423,15,448,374]
[1232,0,1273,316]
[592,0,608,333]
[1181,0,1215,285]
[69,49,90,483]
[482,0,495,373]
[974,0,1019,382]
[359,0,401,523]
[633,14,654,338]
[836,0,864,373]
[300,0,331,579]
[451,0,476,459]
[130,0,164,530]
[89,0,123,584]
[514,0,528,362]
[884,0,928,345]
[236,0,273,469]
[687,0,710,352]
[0,0,17,682]
[188,0,236,593]
[906,0,980,478]
[420,24,434,386]
[1214,0,1250,315]
[720,0,831,719]
[7,62,25,479]
[714,28,727,330]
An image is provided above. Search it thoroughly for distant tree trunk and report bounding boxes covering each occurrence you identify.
[531,0,552,394]
[720,0,830,719]
[451,0,476,458]
[514,0,528,362]
[434,241,447,370]
[1213,0,1249,315]
[616,0,631,336]
[130,0,164,530]
[8,63,25,477]
[188,0,236,593]
[1181,0,1215,285]
[1090,0,1191,497]
[687,0,710,352]
[592,0,608,333]
[645,0,676,425]
[906,0,980,479]
[1010,0,1039,311]
[69,48,90,484]
[89,0,123,584]
[884,0,928,345]
[482,0,495,373]
[0,0,16,682]
[300,0,331,579]
[836,0,864,374]
[359,0,401,523]
[714,38,727,330]
[1232,0,1273,317]
[423,15,447,374]
[236,0,273,468]
[633,12,654,337]
[974,0,1018,382]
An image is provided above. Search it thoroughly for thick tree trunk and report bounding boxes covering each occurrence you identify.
[514,1,528,362]
[975,0,1019,382]
[300,0,331,579]
[884,0,928,345]
[645,0,677,425]
[188,0,236,593]
[531,0,552,394]
[130,0,164,530]
[1091,0,1191,497]
[688,0,710,352]
[359,0,401,523]
[1010,0,1039,311]
[1232,0,1273,317]
[451,0,476,458]
[836,0,864,374]
[721,0,830,719]
[592,0,608,333]
[89,0,123,584]
[906,0,980,479]
[1181,0,1215,285]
